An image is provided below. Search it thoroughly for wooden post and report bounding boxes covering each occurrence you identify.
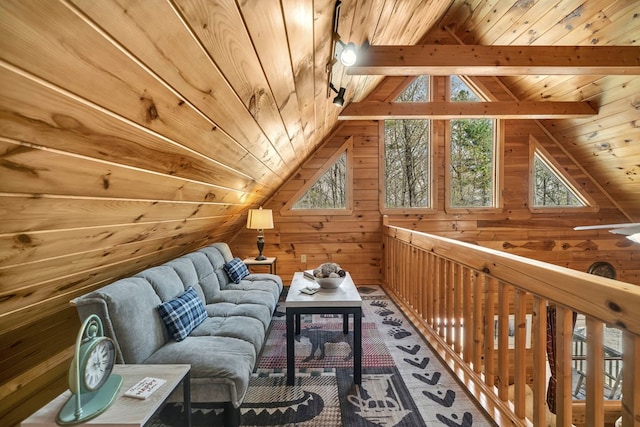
[585,318,604,427]
[555,306,574,426]
[532,297,547,427]
[622,332,639,427]
[514,289,527,420]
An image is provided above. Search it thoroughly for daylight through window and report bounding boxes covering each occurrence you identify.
[384,76,431,209]
[448,76,496,208]
[293,152,347,209]
[533,151,585,207]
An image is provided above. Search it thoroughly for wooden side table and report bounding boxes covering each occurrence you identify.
[21,364,191,427]
[243,257,277,275]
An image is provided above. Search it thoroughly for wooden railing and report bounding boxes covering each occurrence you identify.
[381,219,640,427]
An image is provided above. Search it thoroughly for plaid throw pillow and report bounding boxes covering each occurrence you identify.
[224,257,249,284]
[157,287,207,342]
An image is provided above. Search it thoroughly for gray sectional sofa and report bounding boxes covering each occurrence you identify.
[72,242,283,426]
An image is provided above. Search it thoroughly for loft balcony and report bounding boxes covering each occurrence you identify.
[381,217,639,427]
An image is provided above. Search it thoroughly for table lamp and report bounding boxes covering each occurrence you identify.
[246,207,274,260]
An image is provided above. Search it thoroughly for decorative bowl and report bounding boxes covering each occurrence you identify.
[315,276,345,289]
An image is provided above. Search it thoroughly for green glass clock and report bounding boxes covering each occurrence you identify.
[56,314,123,425]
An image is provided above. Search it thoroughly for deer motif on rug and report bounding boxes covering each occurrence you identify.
[294,326,354,362]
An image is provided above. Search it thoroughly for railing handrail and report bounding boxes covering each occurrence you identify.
[385,224,640,337]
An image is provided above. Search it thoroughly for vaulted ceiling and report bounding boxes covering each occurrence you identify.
[1,0,639,223]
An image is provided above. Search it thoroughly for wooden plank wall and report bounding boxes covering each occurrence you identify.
[0,1,281,424]
[233,121,384,284]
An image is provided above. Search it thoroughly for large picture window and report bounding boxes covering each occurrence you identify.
[383,76,432,210]
[448,76,497,209]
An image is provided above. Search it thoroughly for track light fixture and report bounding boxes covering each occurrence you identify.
[329,83,346,107]
[335,37,358,67]
[326,0,352,108]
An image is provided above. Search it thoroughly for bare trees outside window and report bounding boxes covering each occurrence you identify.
[384,76,431,209]
[533,152,584,207]
[449,76,496,208]
[293,152,347,209]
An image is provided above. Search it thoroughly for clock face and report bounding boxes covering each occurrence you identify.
[83,339,115,391]
[587,261,616,280]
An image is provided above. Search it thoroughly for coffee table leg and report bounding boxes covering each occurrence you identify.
[343,313,349,334]
[354,309,362,385]
[286,310,295,385]
[295,313,301,335]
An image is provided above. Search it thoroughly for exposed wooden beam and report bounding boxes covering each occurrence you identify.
[347,45,640,76]
[338,101,598,120]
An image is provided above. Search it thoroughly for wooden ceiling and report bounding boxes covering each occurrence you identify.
[1,0,638,223]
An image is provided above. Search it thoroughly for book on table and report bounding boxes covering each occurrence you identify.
[124,377,167,400]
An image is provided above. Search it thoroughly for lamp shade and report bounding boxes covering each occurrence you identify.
[246,208,273,230]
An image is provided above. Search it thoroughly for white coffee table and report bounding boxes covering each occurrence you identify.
[286,272,362,385]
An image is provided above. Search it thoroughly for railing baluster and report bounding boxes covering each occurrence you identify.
[439,258,444,338]
[514,289,527,420]
[484,276,497,387]
[434,256,441,334]
[497,282,511,401]
[585,317,604,427]
[532,297,548,427]
[454,263,463,355]
[472,271,483,374]
[426,252,434,327]
[463,267,472,364]
[446,259,454,347]
[622,332,639,426]
[418,249,426,319]
[556,306,574,427]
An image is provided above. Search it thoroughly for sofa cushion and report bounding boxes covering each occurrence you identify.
[204,302,272,331]
[191,315,265,354]
[157,287,207,342]
[135,265,184,302]
[144,335,256,407]
[212,242,234,262]
[198,246,231,289]
[164,257,206,302]
[225,275,282,306]
[213,289,278,314]
[183,252,221,302]
[224,257,249,284]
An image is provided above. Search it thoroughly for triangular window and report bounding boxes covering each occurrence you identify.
[293,151,347,209]
[529,139,595,211]
[281,137,353,215]
[395,75,429,102]
[450,75,482,102]
[532,151,584,207]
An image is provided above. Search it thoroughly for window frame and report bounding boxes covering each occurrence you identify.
[445,76,503,213]
[528,136,598,213]
[379,115,436,214]
[280,137,354,216]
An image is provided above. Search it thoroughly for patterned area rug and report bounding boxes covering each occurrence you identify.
[151,285,496,426]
